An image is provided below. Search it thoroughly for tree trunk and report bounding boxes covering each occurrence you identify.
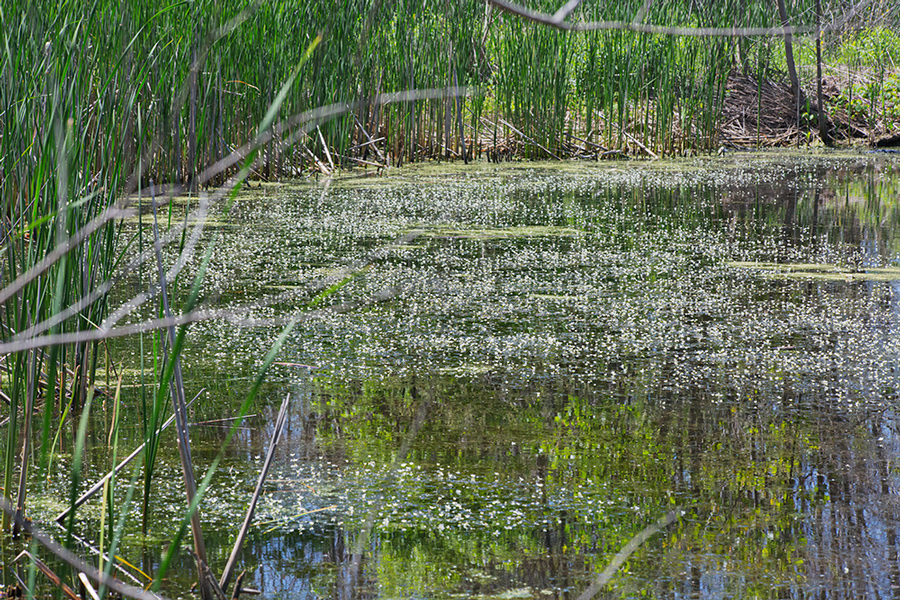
[776,0,805,136]
[815,0,832,145]
[776,0,800,100]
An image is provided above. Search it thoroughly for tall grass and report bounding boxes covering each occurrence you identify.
[4,1,887,194]
[1,1,129,532]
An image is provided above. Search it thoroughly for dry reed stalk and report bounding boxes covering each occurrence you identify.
[150,191,212,599]
[15,551,80,600]
[218,392,292,593]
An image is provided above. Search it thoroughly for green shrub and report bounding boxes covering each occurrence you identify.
[831,72,900,124]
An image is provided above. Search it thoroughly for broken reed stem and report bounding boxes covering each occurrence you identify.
[78,572,102,600]
[219,392,292,593]
[496,118,562,160]
[16,551,80,600]
[316,126,336,172]
[68,531,148,587]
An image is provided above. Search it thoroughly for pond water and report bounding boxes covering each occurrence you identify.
[22,153,900,599]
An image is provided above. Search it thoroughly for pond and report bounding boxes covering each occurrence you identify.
[21,152,900,599]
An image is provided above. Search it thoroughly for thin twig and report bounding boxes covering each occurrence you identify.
[299,141,331,176]
[334,154,385,169]
[191,414,257,426]
[568,133,607,151]
[622,129,659,159]
[497,118,561,160]
[347,136,385,151]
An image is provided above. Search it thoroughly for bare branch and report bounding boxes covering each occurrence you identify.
[551,0,583,24]
[486,0,871,36]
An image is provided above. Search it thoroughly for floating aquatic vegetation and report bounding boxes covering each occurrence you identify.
[729,261,900,281]
[89,156,900,599]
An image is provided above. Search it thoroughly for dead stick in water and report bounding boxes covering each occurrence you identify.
[219,391,292,593]
[620,128,659,159]
[593,112,659,159]
[300,141,331,176]
[191,414,257,427]
[347,135,385,153]
[231,572,246,600]
[568,133,608,151]
[352,115,386,163]
[316,126,335,172]
[335,154,385,169]
[79,572,102,600]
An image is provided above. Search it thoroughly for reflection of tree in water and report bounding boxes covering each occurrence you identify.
[719,161,900,265]
[209,357,900,600]
[622,373,900,599]
[799,407,900,598]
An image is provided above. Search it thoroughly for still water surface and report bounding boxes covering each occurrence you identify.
[37,154,900,599]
